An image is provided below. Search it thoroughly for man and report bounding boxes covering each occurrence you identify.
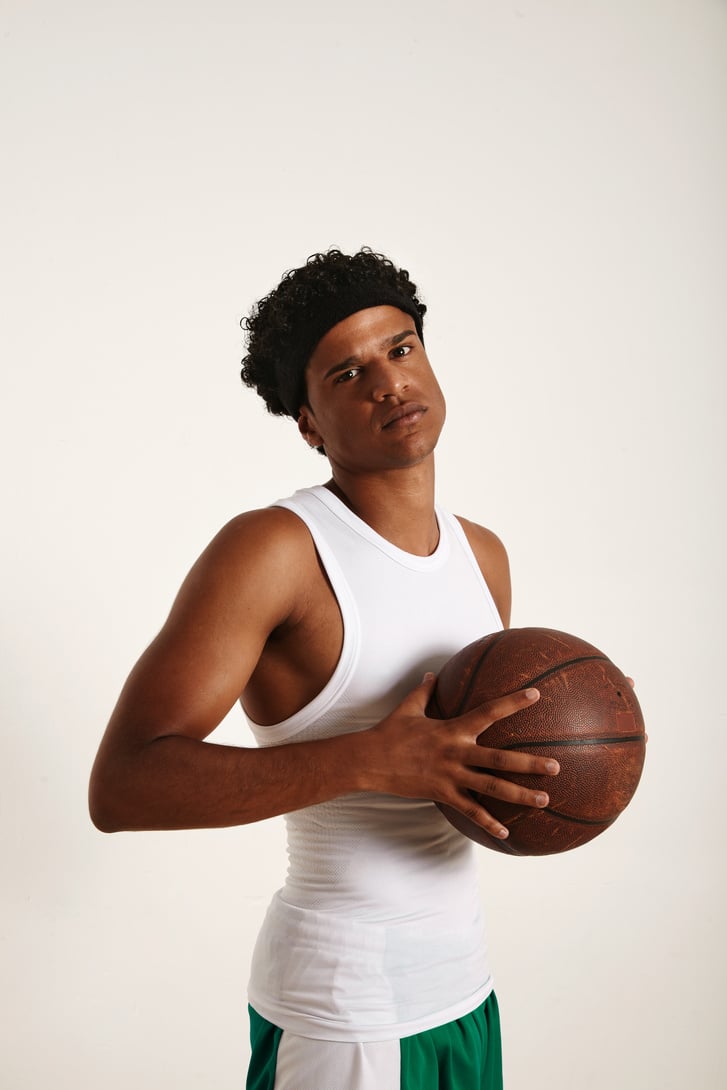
[89,248,559,1090]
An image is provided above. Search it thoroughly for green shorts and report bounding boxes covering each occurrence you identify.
[246,992,503,1090]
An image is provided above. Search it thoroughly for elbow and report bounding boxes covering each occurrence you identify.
[89,814,119,834]
[89,803,122,834]
[88,763,129,834]
[88,788,123,834]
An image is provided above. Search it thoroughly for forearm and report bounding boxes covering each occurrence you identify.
[89,731,369,833]
[89,677,559,837]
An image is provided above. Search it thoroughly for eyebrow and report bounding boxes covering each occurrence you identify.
[322,329,417,381]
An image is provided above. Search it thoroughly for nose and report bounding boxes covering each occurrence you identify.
[370,359,409,402]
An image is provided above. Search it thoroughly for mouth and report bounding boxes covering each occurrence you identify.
[380,402,428,430]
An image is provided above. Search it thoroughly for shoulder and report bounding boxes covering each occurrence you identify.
[453,516,508,568]
[173,505,319,629]
[454,516,512,627]
[206,505,314,565]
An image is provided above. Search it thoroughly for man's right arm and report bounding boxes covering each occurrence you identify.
[88,507,367,831]
[89,509,558,838]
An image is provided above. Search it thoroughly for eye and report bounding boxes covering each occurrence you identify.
[390,344,413,359]
[334,367,361,384]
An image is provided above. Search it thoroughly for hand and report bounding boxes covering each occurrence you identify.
[363,673,560,841]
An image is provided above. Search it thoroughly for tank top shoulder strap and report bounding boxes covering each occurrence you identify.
[244,488,361,746]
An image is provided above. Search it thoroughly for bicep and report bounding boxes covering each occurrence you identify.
[99,511,302,750]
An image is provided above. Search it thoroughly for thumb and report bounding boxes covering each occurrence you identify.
[395,671,438,717]
[414,670,438,711]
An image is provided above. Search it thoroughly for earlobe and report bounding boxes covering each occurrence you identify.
[298,409,323,450]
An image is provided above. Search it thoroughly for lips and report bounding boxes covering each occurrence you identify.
[380,401,428,429]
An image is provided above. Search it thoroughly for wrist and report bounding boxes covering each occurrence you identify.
[338,724,387,795]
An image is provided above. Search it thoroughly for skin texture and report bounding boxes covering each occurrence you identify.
[89,306,559,838]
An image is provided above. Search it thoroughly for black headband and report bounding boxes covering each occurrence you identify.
[276,287,425,419]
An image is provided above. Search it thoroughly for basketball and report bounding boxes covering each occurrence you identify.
[427,627,646,855]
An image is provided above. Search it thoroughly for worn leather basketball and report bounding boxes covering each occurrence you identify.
[427,627,646,855]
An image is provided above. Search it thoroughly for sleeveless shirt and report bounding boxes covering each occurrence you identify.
[246,486,503,1042]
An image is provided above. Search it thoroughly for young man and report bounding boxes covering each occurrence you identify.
[89,249,560,1090]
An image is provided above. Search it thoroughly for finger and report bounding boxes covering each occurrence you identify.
[445,791,512,841]
[398,671,438,714]
[624,677,646,739]
[469,746,560,778]
[460,770,551,811]
[460,686,540,731]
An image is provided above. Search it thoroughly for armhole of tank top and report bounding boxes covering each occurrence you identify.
[244,499,361,746]
[440,509,505,630]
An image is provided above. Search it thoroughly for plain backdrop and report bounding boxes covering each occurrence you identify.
[2,1,726,1087]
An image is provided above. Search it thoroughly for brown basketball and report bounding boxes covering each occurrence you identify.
[427,627,646,855]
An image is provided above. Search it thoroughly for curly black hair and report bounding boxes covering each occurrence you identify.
[240,248,427,421]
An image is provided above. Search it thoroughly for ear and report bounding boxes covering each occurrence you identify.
[297,406,324,451]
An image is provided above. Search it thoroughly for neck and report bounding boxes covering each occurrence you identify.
[325,459,439,556]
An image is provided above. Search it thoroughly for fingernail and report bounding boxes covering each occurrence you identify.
[546,760,560,774]
[535,793,549,807]
[525,688,539,700]
[423,671,435,682]
[497,827,509,839]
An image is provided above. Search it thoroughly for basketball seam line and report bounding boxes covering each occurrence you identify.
[542,808,616,827]
[453,632,510,717]
[523,649,610,684]
[525,654,609,687]
[499,734,644,749]
[461,652,618,705]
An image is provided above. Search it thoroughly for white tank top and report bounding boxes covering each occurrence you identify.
[247,486,503,1041]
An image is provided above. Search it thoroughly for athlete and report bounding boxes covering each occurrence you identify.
[89,249,560,1090]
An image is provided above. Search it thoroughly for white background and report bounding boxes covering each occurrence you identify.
[2,1,726,1087]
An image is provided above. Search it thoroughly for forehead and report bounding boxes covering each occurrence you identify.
[306,305,417,376]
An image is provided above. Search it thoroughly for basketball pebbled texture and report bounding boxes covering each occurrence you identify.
[427,627,646,856]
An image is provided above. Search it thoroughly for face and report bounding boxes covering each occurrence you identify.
[297,306,447,475]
